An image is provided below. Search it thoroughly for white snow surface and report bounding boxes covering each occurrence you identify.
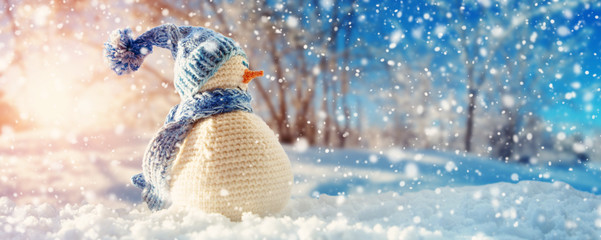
[1,131,601,239]
[1,181,600,239]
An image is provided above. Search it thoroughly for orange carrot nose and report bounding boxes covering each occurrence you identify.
[243,69,264,84]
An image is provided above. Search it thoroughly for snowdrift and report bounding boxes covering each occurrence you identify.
[1,181,599,239]
[1,133,600,239]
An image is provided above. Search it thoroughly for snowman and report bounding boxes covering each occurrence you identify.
[104,24,293,221]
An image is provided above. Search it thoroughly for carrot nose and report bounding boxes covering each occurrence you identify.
[243,69,263,84]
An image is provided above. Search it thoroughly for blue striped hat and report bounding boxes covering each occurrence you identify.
[104,24,247,99]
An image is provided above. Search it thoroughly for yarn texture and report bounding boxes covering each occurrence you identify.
[168,56,292,221]
[104,23,292,220]
[103,24,246,99]
[132,88,252,210]
[104,25,184,75]
[169,110,292,221]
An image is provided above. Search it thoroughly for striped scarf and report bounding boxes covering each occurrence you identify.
[131,88,252,210]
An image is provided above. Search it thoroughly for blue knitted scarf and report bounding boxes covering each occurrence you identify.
[131,88,252,210]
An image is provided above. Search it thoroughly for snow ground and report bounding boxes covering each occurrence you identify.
[1,181,600,239]
[1,131,601,239]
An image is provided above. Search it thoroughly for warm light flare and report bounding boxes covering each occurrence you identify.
[10,43,120,131]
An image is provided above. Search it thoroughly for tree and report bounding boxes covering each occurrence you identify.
[429,0,594,155]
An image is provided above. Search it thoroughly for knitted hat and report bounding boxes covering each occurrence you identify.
[104,24,248,99]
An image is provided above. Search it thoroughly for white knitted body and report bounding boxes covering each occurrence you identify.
[168,56,293,221]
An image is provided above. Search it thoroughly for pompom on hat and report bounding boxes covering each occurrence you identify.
[104,24,248,99]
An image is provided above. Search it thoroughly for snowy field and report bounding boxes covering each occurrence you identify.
[1,131,601,239]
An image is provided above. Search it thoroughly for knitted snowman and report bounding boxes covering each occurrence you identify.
[104,24,293,221]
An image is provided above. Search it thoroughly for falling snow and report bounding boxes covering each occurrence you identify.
[1,0,601,239]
